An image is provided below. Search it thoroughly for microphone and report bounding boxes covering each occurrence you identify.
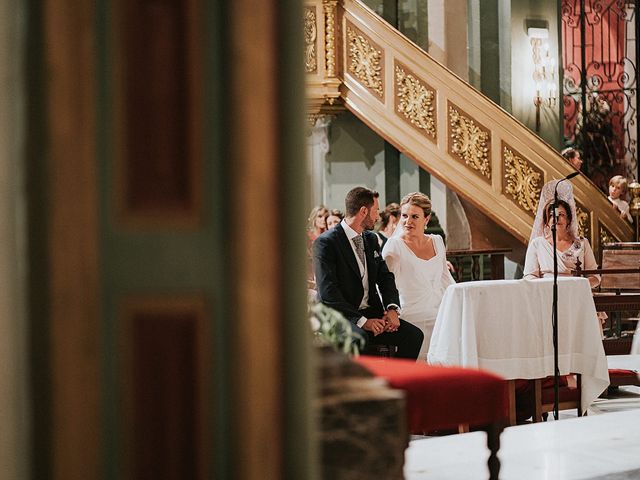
[550,168,579,420]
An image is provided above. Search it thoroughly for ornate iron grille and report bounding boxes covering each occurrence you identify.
[562,0,639,191]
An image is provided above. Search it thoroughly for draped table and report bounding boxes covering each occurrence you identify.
[427,277,609,415]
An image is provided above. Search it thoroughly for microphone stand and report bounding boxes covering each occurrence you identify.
[551,171,579,420]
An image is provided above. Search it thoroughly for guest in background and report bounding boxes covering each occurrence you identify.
[307,205,329,243]
[561,147,583,171]
[326,208,344,229]
[376,202,400,248]
[519,180,602,421]
[382,192,455,361]
[306,205,329,290]
[524,180,600,288]
[608,175,633,223]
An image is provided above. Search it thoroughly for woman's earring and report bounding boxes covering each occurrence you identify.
[544,225,551,237]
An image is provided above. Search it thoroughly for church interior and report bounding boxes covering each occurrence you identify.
[1,0,640,479]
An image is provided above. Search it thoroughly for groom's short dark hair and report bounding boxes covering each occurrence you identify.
[345,187,379,216]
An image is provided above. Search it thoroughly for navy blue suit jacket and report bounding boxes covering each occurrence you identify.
[313,224,400,325]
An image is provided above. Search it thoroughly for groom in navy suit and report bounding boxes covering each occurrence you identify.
[313,187,423,359]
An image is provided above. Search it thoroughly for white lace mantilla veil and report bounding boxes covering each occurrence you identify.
[529,179,579,243]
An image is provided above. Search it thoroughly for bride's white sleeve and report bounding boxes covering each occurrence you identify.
[382,238,399,273]
[437,236,455,287]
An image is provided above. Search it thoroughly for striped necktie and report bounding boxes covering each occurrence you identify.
[352,235,366,267]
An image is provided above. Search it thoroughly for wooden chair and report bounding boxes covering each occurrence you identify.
[533,375,582,422]
[609,369,640,388]
[362,343,397,357]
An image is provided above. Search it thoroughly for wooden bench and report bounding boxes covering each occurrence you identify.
[355,356,509,480]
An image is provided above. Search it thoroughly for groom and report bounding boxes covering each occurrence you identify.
[313,186,423,359]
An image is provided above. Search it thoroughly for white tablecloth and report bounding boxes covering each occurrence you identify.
[428,277,609,413]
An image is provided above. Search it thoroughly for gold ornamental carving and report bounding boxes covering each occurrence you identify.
[576,203,590,240]
[346,25,384,98]
[323,0,338,78]
[448,105,490,179]
[304,7,317,73]
[307,113,322,127]
[599,226,616,246]
[395,64,436,141]
[502,145,542,215]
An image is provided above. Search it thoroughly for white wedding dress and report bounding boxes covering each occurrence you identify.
[382,234,455,361]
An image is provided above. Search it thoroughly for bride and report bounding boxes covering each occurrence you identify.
[382,192,455,361]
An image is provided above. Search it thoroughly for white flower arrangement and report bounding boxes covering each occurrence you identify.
[308,301,365,356]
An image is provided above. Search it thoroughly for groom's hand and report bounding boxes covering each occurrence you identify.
[363,318,386,336]
[383,309,400,332]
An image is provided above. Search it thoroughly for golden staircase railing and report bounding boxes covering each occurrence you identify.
[305,0,634,249]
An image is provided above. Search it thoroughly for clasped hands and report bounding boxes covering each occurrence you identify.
[363,309,399,336]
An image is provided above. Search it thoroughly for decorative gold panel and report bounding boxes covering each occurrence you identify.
[304,7,317,73]
[448,104,491,180]
[394,62,436,142]
[346,23,384,99]
[600,225,617,246]
[576,202,591,241]
[502,144,543,216]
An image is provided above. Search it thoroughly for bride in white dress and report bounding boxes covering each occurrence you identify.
[382,192,455,361]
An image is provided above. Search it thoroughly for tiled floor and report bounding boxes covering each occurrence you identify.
[404,385,640,479]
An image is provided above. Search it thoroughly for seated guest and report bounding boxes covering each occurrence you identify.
[608,175,633,223]
[326,208,344,229]
[524,180,600,289]
[382,192,455,361]
[313,187,423,359]
[307,205,329,242]
[561,147,583,171]
[520,180,602,421]
[376,202,400,248]
[306,205,328,290]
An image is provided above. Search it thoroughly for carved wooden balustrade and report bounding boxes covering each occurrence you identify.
[304,0,633,250]
[446,248,512,282]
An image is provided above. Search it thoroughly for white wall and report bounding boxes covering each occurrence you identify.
[510,0,562,148]
[427,0,468,80]
[323,112,386,209]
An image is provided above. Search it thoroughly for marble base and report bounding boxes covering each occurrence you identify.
[405,409,640,480]
[318,348,408,480]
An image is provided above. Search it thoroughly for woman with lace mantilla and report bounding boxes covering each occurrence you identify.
[517,180,604,421]
[523,180,600,289]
